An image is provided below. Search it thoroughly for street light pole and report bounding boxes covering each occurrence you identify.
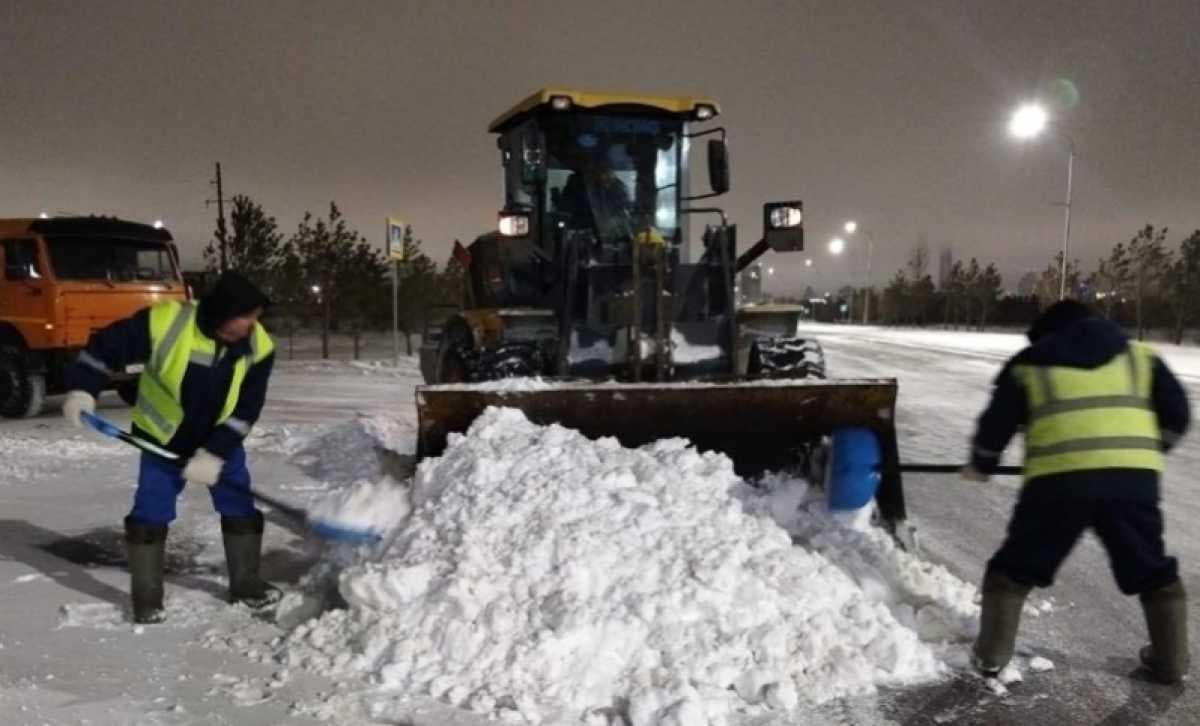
[1008,101,1075,301]
[1059,140,1075,300]
[862,231,874,324]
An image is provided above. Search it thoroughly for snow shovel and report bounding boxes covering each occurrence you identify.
[81,410,180,460]
[80,410,382,545]
[901,463,1022,476]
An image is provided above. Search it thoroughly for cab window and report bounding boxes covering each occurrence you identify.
[3,239,42,280]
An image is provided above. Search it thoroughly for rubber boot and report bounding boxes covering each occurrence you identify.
[124,516,168,625]
[221,511,281,609]
[1139,579,1190,684]
[972,570,1031,676]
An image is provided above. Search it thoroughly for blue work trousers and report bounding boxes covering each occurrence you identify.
[129,446,255,525]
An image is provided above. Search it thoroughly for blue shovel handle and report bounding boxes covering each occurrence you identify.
[80,410,180,460]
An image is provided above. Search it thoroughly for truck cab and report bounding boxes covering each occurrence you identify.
[0,216,188,418]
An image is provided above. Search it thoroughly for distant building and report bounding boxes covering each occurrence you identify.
[938,248,954,289]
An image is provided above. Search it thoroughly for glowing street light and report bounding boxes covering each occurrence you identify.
[1009,103,1049,140]
[805,258,813,267]
[152,219,164,229]
[39,212,49,219]
[841,220,876,324]
[310,284,321,294]
[828,237,845,255]
[1008,100,1075,300]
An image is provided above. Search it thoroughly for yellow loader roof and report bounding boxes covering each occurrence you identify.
[488,88,719,132]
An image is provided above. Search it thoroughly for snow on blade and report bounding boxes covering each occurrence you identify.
[279,407,971,725]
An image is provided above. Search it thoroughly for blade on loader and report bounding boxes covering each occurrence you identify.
[415,378,908,530]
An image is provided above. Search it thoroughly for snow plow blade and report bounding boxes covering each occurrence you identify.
[415,378,907,526]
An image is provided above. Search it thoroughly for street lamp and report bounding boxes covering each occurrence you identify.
[1009,101,1074,300]
[805,258,813,267]
[829,237,845,255]
[842,219,876,324]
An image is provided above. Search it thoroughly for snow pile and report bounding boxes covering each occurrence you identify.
[279,407,964,725]
[307,475,411,535]
[429,377,555,392]
[285,413,417,488]
[753,473,980,642]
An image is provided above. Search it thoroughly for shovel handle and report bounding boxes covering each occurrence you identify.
[901,463,1022,476]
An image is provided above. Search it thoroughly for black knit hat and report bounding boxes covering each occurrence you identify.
[197,271,270,333]
[1027,300,1094,343]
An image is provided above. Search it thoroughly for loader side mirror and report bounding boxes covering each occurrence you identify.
[707,139,730,195]
[520,127,547,185]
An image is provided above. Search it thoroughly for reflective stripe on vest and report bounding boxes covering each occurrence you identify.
[1013,342,1163,480]
[131,300,274,445]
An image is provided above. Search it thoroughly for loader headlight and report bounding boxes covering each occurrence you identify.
[694,103,717,121]
[498,212,531,237]
[550,94,573,111]
[768,205,803,229]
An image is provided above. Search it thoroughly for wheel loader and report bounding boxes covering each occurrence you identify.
[415,89,908,537]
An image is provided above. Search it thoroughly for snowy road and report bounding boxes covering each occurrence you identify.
[800,323,1200,725]
[1,332,1198,725]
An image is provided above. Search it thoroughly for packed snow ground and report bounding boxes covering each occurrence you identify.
[2,326,1198,724]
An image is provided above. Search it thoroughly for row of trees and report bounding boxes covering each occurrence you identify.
[199,195,463,358]
[856,225,1200,342]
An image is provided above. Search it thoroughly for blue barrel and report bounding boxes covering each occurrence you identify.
[827,427,882,511]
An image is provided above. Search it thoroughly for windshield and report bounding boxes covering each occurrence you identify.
[46,236,177,283]
[543,114,680,245]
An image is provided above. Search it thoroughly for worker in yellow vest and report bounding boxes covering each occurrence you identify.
[62,271,278,624]
[964,300,1190,684]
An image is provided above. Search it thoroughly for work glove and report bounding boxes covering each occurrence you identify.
[183,449,225,487]
[62,391,96,428]
[960,464,990,483]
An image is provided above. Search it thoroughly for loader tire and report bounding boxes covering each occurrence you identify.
[747,337,826,379]
[435,341,471,384]
[0,346,46,419]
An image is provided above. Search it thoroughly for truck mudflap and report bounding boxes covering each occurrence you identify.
[415,378,907,527]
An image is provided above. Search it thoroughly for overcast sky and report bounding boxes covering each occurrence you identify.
[2,0,1197,293]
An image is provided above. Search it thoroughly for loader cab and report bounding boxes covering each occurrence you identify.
[489,90,721,271]
[432,89,804,384]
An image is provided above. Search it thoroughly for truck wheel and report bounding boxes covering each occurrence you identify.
[117,381,139,407]
[0,347,46,418]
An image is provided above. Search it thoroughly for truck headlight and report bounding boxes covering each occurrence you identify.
[498,213,531,237]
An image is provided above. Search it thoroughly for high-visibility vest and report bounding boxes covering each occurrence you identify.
[1012,342,1163,480]
[132,300,274,445]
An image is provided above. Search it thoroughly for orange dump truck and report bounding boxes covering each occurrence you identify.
[0,216,188,418]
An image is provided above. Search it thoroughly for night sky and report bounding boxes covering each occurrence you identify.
[2,0,1197,292]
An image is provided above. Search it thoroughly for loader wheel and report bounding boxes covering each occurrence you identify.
[436,342,471,383]
[747,337,826,379]
[116,380,139,407]
[0,346,46,419]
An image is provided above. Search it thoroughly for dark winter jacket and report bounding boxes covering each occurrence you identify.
[971,316,1190,500]
[67,272,274,460]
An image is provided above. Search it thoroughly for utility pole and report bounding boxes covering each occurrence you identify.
[207,162,228,272]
